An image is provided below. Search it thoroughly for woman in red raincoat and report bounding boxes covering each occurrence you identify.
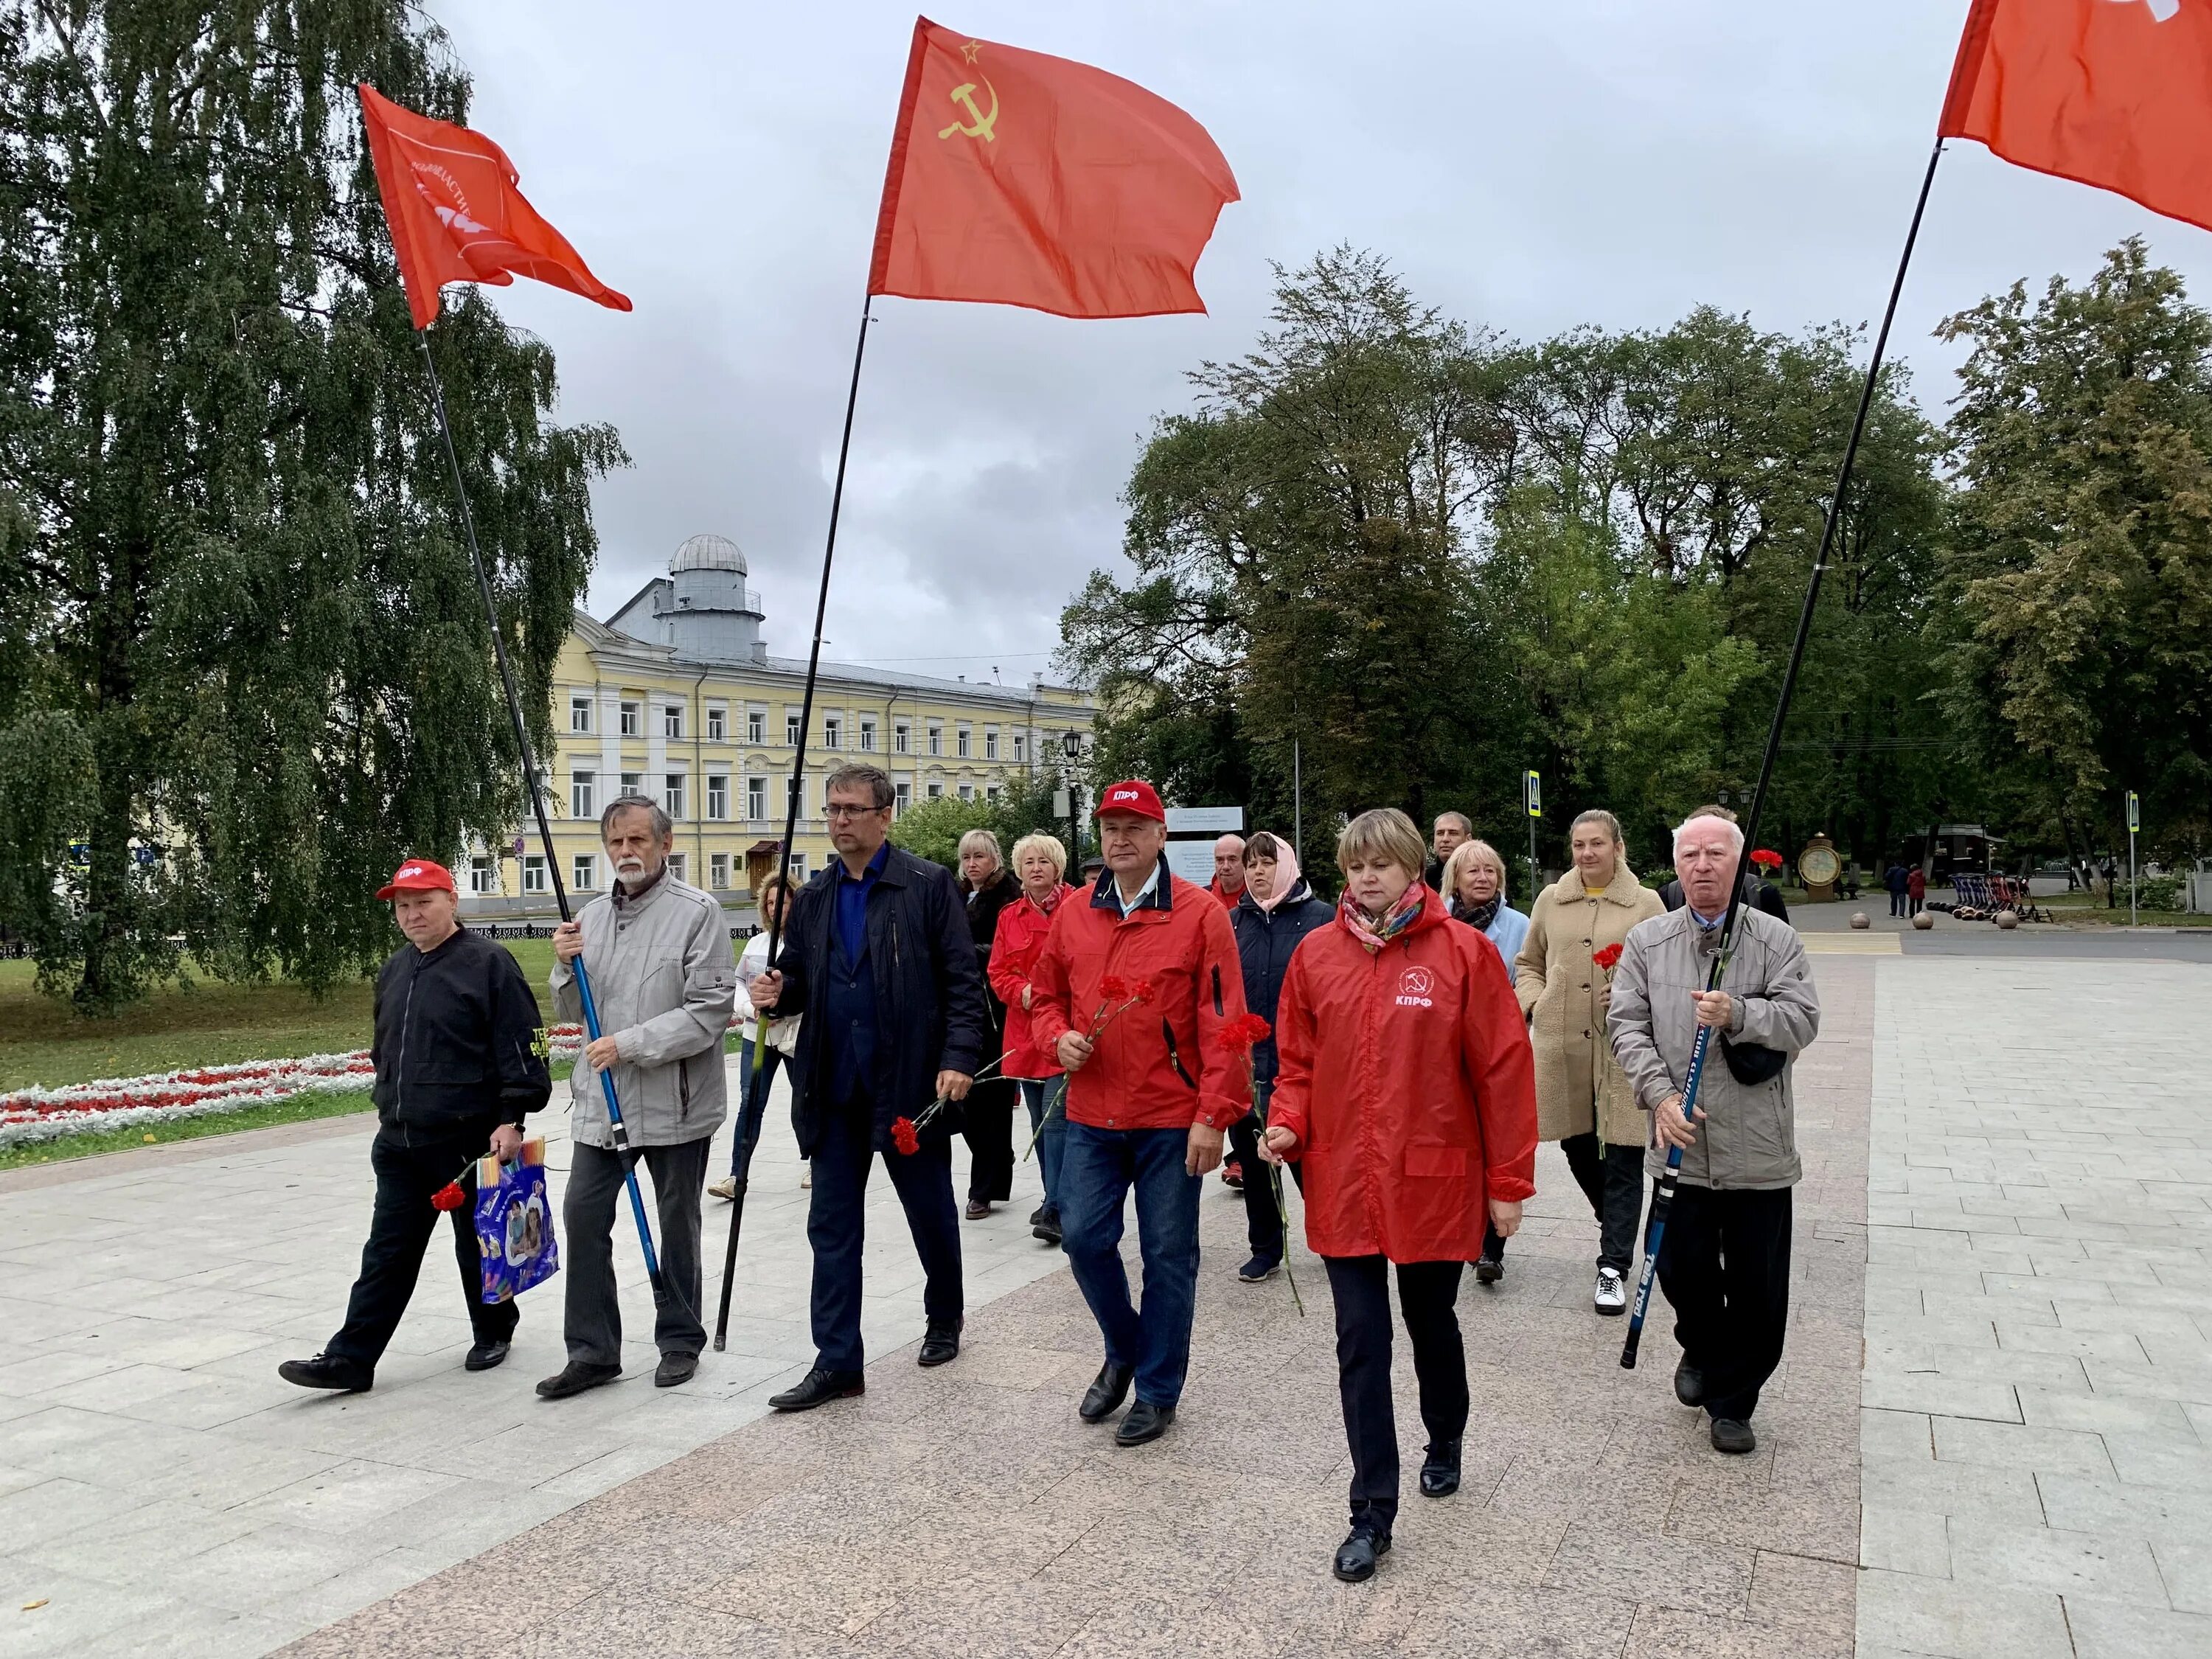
[1261,807,1537,1584]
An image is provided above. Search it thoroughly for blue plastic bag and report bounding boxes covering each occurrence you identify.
[473,1138,560,1304]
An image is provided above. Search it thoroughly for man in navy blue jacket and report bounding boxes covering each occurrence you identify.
[750,764,990,1410]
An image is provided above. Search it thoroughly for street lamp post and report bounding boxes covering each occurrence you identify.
[1062,728,1085,867]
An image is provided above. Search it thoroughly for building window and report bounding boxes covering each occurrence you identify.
[928,723,943,757]
[747,709,765,744]
[710,852,731,890]
[747,776,767,821]
[663,703,684,740]
[787,852,807,882]
[620,771,642,798]
[987,786,1001,804]
[895,781,911,815]
[523,855,547,894]
[668,852,686,885]
[786,712,801,747]
[619,700,641,737]
[1012,733,1026,763]
[573,853,597,892]
[570,771,594,820]
[706,774,728,820]
[956,726,972,758]
[569,695,593,734]
[959,784,974,802]
[985,728,998,760]
[894,721,910,754]
[859,718,876,753]
[664,773,687,820]
[469,856,496,894]
[706,705,727,742]
[824,717,841,750]
[928,782,944,799]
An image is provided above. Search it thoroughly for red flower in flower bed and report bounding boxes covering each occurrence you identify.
[891,1116,922,1156]
[1750,849,1784,869]
[1592,943,1624,972]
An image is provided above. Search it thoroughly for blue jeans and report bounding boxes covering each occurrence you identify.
[1058,1121,1202,1409]
[730,1042,782,1178]
[1020,1077,1068,1214]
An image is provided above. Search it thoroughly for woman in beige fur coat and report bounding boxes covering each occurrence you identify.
[1481,810,1663,1314]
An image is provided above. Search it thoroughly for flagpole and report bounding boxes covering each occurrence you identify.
[713,299,876,1351]
[1621,136,1947,1368]
[416,331,667,1304]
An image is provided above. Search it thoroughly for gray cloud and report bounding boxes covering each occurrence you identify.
[447,0,2212,677]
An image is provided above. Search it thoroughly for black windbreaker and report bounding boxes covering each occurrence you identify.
[371,928,552,1141]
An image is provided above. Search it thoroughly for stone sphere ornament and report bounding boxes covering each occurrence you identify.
[1995,909,2019,930]
[1850,912,1870,930]
[1912,912,1934,931]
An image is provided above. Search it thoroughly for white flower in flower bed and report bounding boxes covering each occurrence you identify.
[0,1025,587,1147]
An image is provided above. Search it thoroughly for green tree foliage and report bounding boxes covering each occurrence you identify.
[891,772,1084,874]
[0,2,625,1010]
[1938,238,2212,863]
[1065,250,1948,879]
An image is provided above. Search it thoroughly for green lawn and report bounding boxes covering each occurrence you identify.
[2033,894,2212,927]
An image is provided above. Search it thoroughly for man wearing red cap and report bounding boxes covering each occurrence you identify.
[1027,779,1251,1446]
[279,859,550,1392]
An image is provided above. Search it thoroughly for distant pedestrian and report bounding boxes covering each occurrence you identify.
[749,764,989,1409]
[540,796,738,1399]
[956,830,1019,1220]
[990,832,1079,1245]
[1441,838,1529,978]
[1883,861,1909,919]
[1261,807,1537,1583]
[1028,779,1251,1447]
[1907,865,1926,917]
[1425,811,1472,893]
[1609,809,1820,1455]
[279,859,549,1394]
[1225,830,1333,1283]
[711,872,793,1203]
[1509,809,1665,1312]
[1208,833,1248,907]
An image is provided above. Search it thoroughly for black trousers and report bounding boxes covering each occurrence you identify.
[809,1102,964,1372]
[1655,1182,1792,1422]
[962,1074,1016,1203]
[1324,1256,1467,1534]
[1889,890,1907,917]
[563,1135,712,1367]
[1227,1089,1305,1262]
[1481,1133,1642,1273]
[327,1124,517,1371]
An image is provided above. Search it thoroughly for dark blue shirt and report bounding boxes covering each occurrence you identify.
[835,841,890,967]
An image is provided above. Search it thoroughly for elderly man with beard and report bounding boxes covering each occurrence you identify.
[538,795,737,1400]
[1609,810,1820,1455]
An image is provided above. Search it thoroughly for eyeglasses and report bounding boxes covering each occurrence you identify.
[824,802,888,820]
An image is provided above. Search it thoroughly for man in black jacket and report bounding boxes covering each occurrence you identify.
[279,859,550,1392]
[750,764,990,1410]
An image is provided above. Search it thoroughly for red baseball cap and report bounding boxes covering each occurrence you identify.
[376,858,456,900]
[1096,779,1167,822]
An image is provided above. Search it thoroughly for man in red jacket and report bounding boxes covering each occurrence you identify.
[1029,779,1251,1446]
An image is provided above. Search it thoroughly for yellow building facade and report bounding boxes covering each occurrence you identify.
[459,535,1093,917]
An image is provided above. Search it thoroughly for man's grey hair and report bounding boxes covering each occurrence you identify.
[1433,811,1473,837]
[600,794,672,841]
[1673,810,1746,858]
[823,762,894,810]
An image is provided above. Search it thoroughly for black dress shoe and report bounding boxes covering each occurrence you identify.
[1674,1360,1705,1409]
[463,1338,511,1373]
[1114,1399,1175,1447]
[1027,1203,1051,1228]
[535,1360,622,1401]
[1710,1416,1757,1454]
[1474,1251,1503,1286]
[1332,1523,1392,1583]
[1079,1362,1133,1422]
[654,1352,698,1388]
[1419,1439,1461,1498]
[1033,1211,1062,1246]
[277,1354,372,1393]
[769,1367,865,1411]
[917,1318,961,1368]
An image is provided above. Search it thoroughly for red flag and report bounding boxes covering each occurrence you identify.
[869,18,1239,319]
[357,85,631,330]
[1941,0,2212,232]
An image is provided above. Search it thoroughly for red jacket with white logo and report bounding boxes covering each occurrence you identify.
[1027,860,1252,1133]
[989,884,1077,1081]
[1269,885,1537,1262]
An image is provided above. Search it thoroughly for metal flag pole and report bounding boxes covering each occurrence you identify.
[1622,137,1946,1368]
[417,332,666,1304]
[713,300,874,1351]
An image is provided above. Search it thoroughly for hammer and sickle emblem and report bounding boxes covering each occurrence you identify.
[938,77,999,142]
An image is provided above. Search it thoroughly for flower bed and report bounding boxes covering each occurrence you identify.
[0,1025,585,1148]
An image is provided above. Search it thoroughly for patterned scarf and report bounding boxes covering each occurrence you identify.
[1340,880,1427,954]
[1453,893,1503,933]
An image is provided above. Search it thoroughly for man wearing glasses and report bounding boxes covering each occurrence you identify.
[749,763,990,1408]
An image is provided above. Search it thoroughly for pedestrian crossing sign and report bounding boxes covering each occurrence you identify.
[1524,771,1541,819]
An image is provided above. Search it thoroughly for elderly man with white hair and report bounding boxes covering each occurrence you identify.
[1607,809,1820,1455]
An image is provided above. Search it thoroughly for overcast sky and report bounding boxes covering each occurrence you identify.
[439,0,2212,683]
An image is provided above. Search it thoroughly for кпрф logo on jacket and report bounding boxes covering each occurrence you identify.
[1395,966,1435,1009]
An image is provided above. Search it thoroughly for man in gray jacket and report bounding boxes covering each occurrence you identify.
[1609,810,1820,1455]
[539,796,737,1399]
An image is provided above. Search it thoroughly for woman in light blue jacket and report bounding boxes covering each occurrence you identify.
[1442,839,1529,981]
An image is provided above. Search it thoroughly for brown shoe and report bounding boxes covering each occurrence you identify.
[964,1199,992,1220]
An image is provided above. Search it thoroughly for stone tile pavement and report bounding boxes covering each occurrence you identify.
[1857,956,2212,1659]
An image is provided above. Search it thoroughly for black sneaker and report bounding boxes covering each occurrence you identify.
[463,1338,511,1373]
[1474,1251,1503,1286]
[1032,1208,1062,1245]
[278,1353,372,1393]
[1237,1255,1279,1284]
[1710,1416,1757,1455]
[1027,1204,1051,1229]
[1674,1360,1705,1409]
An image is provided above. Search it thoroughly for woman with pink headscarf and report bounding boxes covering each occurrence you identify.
[1225,831,1334,1283]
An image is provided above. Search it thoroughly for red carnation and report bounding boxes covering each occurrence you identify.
[1750,849,1783,869]
[431,1182,467,1211]
[1213,1012,1272,1054]
[891,1116,921,1156]
[1131,978,1156,1006]
[1592,943,1624,972]
[1099,975,1130,1002]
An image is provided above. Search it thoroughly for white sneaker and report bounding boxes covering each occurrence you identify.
[1593,1267,1627,1316]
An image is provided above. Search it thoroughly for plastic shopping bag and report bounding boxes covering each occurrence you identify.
[474,1137,560,1304]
